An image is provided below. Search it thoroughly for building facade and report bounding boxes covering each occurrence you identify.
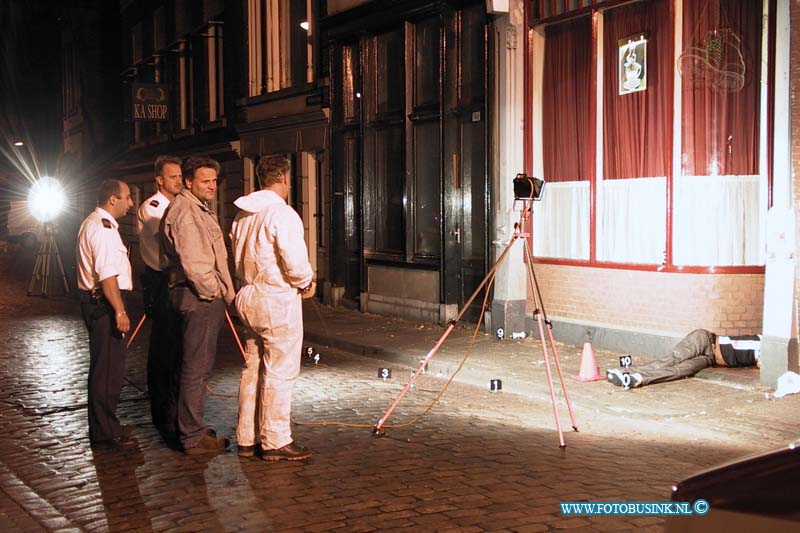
[515,0,797,384]
[60,0,799,385]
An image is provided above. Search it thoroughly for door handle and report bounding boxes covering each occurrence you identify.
[450,224,461,244]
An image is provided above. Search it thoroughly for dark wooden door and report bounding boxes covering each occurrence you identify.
[443,4,488,318]
[331,43,362,302]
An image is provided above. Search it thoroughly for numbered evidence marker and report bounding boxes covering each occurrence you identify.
[496,328,505,340]
[619,355,632,368]
[305,346,315,358]
[378,368,392,382]
[489,379,502,393]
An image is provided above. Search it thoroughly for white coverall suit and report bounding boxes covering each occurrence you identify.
[230,190,313,450]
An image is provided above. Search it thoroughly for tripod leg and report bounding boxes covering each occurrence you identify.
[521,239,568,448]
[373,322,456,434]
[544,325,578,432]
[27,254,40,295]
[535,312,566,448]
[52,237,70,295]
[225,309,248,362]
[43,237,52,297]
[28,239,47,295]
[126,314,148,350]
[522,239,578,432]
[373,233,521,434]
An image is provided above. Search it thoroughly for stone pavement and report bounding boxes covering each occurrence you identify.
[0,244,799,532]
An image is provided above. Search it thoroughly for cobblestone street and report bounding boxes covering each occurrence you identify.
[0,245,798,532]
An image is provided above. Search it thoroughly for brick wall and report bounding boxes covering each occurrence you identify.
[793,0,800,338]
[532,264,764,336]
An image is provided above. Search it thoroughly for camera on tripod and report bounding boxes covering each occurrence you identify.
[513,173,545,201]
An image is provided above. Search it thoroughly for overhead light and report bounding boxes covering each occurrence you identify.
[14,141,24,147]
[300,21,309,31]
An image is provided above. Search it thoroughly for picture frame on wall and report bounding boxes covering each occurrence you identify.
[618,34,648,95]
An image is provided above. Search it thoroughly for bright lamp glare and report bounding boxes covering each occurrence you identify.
[28,177,66,223]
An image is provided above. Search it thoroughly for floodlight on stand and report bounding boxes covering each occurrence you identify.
[26,177,70,298]
[27,176,66,223]
[513,173,545,201]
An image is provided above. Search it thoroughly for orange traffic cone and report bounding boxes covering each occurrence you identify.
[573,341,603,382]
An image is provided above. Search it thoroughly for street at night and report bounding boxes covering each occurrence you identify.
[2,0,800,531]
[0,245,797,531]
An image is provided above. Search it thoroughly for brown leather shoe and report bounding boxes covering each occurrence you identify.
[261,442,312,461]
[184,432,231,455]
[238,444,257,458]
[91,435,137,449]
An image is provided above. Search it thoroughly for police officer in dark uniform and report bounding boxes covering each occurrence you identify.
[137,156,182,437]
[77,179,134,447]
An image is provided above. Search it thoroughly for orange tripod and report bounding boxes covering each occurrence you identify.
[372,200,578,448]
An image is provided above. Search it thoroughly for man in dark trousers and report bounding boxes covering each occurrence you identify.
[607,329,761,389]
[161,156,235,454]
[77,179,135,447]
[137,155,183,439]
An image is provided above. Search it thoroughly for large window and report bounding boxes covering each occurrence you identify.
[533,0,769,267]
[247,0,313,96]
[533,16,591,260]
[363,29,406,256]
[674,0,764,265]
[360,20,445,262]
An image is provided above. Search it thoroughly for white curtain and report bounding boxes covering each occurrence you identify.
[673,175,764,265]
[598,177,666,264]
[532,181,589,260]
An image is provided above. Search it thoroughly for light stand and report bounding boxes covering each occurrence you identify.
[27,223,70,297]
[372,194,578,448]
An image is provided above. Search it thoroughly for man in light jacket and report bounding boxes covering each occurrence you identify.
[230,155,315,461]
[161,156,235,454]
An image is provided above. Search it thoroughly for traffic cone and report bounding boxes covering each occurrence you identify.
[573,341,603,382]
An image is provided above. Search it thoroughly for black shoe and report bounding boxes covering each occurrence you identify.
[238,444,257,458]
[184,432,230,455]
[91,435,137,449]
[262,442,312,461]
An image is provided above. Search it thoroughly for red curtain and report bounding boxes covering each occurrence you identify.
[542,16,591,182]
[603,0,673,179]
[681,0,761,176]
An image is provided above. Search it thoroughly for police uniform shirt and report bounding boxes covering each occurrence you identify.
[77,207,133,292]
[137,190,170,271]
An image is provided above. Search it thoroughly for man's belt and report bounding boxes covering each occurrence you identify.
[79,289,130,304]
[79,289,103,304]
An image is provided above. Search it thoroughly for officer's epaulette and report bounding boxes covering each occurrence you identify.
[101,218,113,228]
[150,199,160,207]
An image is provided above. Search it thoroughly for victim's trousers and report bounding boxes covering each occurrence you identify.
[633,329,716,386]
[235,286,303,450]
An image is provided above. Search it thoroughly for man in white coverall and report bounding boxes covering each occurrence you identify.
[230,155,315,461]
